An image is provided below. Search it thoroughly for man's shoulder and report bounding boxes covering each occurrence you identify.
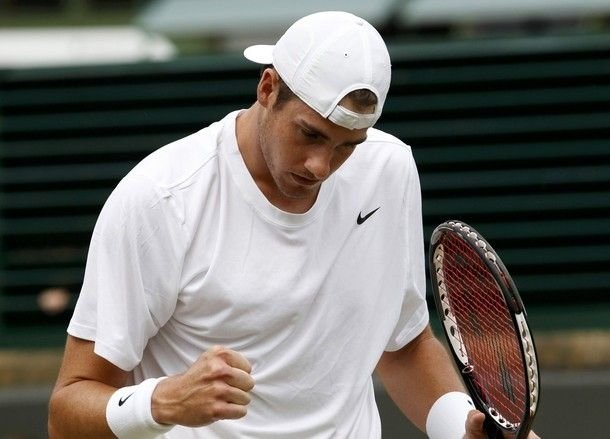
[365,128,411,152]
[353,127,415,169]
[148,121,222,166]
[337,128,418,195]
[130,119,225,187]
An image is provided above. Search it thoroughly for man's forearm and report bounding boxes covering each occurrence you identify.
[48,379,117,438]
[376,325,466,432]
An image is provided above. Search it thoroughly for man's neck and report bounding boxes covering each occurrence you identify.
[235,106,318,214]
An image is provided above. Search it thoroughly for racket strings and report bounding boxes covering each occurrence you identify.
[440,233,527,428]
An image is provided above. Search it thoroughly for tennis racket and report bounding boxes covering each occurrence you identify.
[429,220,540,439]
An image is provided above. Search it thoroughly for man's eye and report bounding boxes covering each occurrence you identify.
[302,130,319,139]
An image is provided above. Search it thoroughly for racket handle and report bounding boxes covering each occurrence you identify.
[484,416,503,439]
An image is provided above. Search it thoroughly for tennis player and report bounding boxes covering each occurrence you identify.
[48,11,539,439]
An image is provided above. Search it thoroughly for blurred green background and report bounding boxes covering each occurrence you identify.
[1,1,609,437]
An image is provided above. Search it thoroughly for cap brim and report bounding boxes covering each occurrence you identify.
[243,44,275,65]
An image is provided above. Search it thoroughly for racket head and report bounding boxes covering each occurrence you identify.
[429,220,540,438]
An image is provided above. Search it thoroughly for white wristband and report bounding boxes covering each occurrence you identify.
[106,377,174,439]
[425,391,475,439]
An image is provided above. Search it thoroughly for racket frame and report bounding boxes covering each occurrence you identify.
[429,220,540,439]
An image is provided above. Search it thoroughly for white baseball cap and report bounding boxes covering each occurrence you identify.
[243,11,391,130]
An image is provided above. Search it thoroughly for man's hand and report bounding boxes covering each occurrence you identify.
[465,410,541,439]
[151,346,255,427]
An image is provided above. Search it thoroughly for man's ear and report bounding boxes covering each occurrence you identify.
[257,68,278,108]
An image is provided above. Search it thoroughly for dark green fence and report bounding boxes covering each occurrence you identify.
[1,33,609,347]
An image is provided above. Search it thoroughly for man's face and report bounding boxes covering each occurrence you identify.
[257,87,369,203]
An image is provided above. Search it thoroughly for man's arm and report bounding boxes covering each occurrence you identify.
[48,335,255,438]
[48,336,129,438]
[376,324,466,433]
[376,325,541,439]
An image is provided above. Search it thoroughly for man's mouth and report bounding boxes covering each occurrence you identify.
[291,173,320,186]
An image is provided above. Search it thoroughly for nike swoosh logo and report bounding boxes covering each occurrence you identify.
[357,207,380,225]
[118,393,134,407]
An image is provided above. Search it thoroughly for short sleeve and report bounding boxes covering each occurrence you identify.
[68,174,188,371]
[384,153,429,351]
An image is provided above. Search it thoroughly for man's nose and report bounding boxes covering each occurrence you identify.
[303,148,332,180]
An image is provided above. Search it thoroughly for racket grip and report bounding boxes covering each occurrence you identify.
[484,416,503,439]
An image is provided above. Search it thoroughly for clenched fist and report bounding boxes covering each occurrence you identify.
[151,346,255,427]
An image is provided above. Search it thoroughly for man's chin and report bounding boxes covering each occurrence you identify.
[279,183,320,200]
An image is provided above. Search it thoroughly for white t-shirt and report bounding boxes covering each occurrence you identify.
[68,110,429,438]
